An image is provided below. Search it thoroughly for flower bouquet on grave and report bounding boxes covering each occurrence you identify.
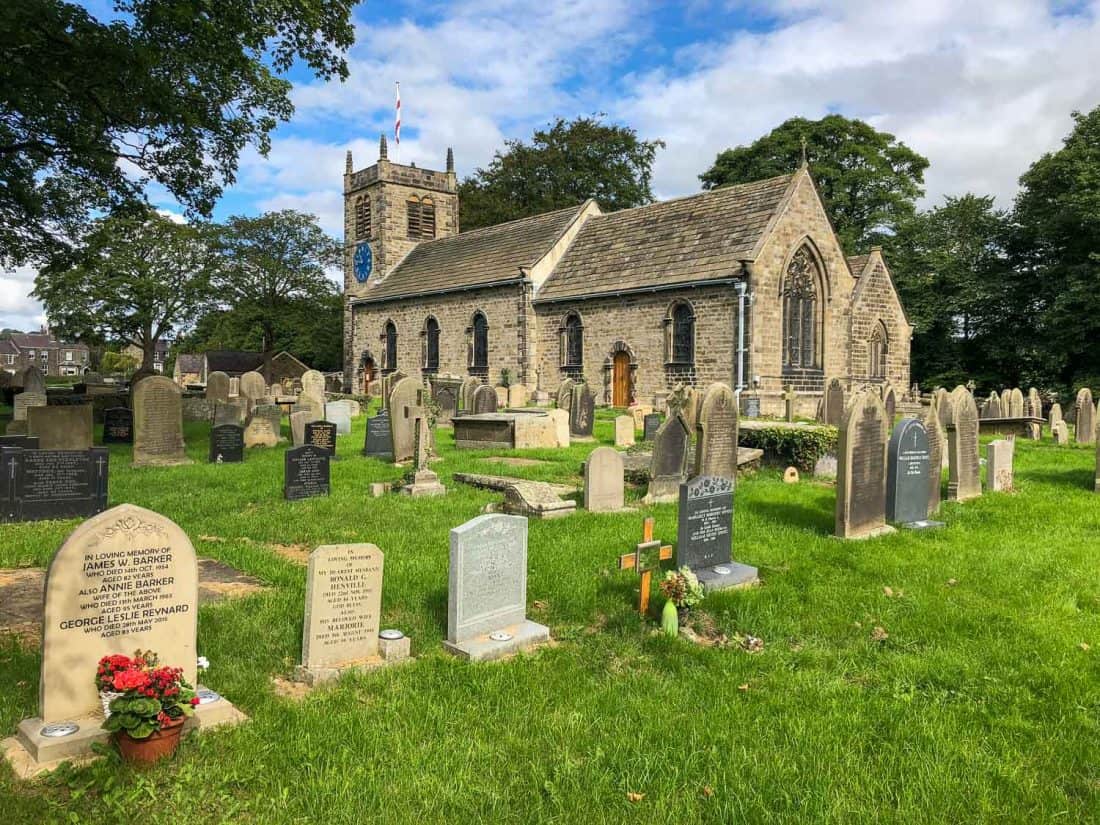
[658,567,705,638]
[97,650,198,765]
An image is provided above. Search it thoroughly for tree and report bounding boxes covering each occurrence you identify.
[0,0,353,266]
[32,209,217,371]
[100,350,139,378]
[458,116,664,230]
[212,211,341,359]
[1012,106,1100,394]
[700,115,929,252]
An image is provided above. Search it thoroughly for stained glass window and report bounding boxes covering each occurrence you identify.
[564,313,583,367]
[783,248,819,369]
[425,317,440,371]
[671,303,694,364]
[384,321,398,371]
[471,312,488,369]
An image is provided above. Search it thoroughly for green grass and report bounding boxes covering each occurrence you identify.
[3,410,1100,823]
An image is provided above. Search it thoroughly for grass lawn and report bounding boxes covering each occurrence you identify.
[2,408,1100,823]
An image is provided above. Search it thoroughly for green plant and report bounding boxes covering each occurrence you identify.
[739,425,837,472]
[659,567,704,609]
[98,651,197,740]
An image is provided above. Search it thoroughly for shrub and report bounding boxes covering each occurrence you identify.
[739,425,837,472]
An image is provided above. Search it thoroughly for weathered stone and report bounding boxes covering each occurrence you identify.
[835,390,890,539]
[507,384,528,408]
[21,366,46,395]
[513,413,558,449]
[432,377,461,424]
[209,424,245,462]
[986,437,1014,492]
[1028,388,1042,419]
[1008,387,1024,418]
[27,405,93,451]
[388,377,421,461]
[924,396,946,515]
[694,382,737,482]
[327,400,353,435]
[494,386,509,407]
[132,376,190,466]
[300,370,326,401]
[882,384,897,422]
[471,384,498,415]
[646,414,691,502]
[569,383,594,437]
[937,388,954,430]
[1053,420,1069,444]
[584,447,625,512]
[631,405,653,430]
[239,371,266,413]
[213,402,244,427]
[886,418,931,524]
[614,415,635,447]
[547,409,570,447]
[289,410,316,446]
[460,377,480,412]
[947,387,981,502]
[500,481,576,519]
[1049,403,1063,430]
[985,393,1002,419]
[13,391,47,422]
[825,378,845,427]
[206,371,230,404]
[555,379,575,411]
[643,413,661,441]
[1075,388,1095,445]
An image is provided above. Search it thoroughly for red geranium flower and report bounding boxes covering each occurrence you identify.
[113,668,151,692]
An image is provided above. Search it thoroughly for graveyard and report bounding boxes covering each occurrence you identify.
[3,397,1100,822]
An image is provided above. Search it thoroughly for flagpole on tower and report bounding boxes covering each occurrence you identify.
[394,81,401,164]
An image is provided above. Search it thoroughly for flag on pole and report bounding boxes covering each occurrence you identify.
[394,82,401,145]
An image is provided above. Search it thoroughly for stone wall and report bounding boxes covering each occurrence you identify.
[848,258,911,391]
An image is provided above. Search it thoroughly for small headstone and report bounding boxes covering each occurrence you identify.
[206,371,230,404]
[643,413,662,441]
[1028,388,1042,419]
[694,382,738,481]
[132,376,190,466]
[1053,420,1069,444]
[584,447,625,512]
[209,423,245,463]
[304,420,337,457]
[27,405,93,451]
[290,409,318,446]
[460,377,480,412]
[300,370,326,401]
[569,384,595,437]
[213,401,244,426]
[1010,388,1025,418]
[646,414,691,503]
[239,371,267,413]
[743,394,761,419]
[547,408,570,447]
[494,386,509,407]
[824,379,845,427]
[433,382,458,424]
[835,390,891,539]
[244,405,281,448]
[389,377,421,461]
[469,384,497,416]
[327,401,353,435]
[1049,403,1063,431]
[443,514,549,662]
[614,415,635,447]
[947,387,981,502]
[228,376,240,397]
[1075,388,1095,445]
[677,475,757,591]
[555,379,575,411]
[0,447,109,522]
[924,397,946,515]
[783,467,799,483]
[284,445,330,500]
[363,410,393,459]
[507,384,527,408]
[985,393,1002,419]
[1000,388,1012,417]
[938,388,954,429]
[986,438,1014,492]
[886,418,931,524]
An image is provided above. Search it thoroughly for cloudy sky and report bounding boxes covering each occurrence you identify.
[4,0,1099,332]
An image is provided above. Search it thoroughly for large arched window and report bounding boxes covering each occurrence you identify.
[384,321,398,371]
[782,246,821,370]
[561,312,583,368]
[869,322,888,379]
[406,196,436,241]
[664,301,695,365]
[470,311,489,372]
[354,195,371,239]
[423,317,440,372]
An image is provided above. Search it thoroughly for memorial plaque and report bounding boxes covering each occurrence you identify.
[924,397,946,515]
[27,404,93,450]
[584,447,625,512]
[389,377,421,461]
[835,390,889,539]
[209,424,245,463]
[37,504,197,723]
[694,382,738,481]
[1,447,109,522]
[102,407,133,444]
[569,384,594,437]
[1076,388,1095,445]
[643,413,662,441]
[304,421,337,456]
[284,445,331,500]
[471,384,498,415]
[301,544,384,669]
[886,418,931,524]
[447,514,528,643]
[132,376,190,466]
[0,435,39,449]
[555,379,575,411]
[677,475,733,570]
[363,410,393,459]
[206,371,230,404]
[647,414,691,502]
[825,379,845,427]
[947,388,981,502]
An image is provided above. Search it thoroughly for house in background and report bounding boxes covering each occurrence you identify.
[122,338,170,374]
[1,328,90,377]
[201,351,265,382]
[173,353,203,387]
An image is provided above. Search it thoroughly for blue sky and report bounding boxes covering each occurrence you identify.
[4,0,1100,330]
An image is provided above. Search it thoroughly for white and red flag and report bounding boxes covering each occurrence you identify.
[394,82,401,145]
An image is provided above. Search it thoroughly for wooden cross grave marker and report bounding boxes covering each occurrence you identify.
[617,517,672,615]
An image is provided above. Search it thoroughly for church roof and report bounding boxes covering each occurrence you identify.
[534,173,794,302]
[353,203,587,303]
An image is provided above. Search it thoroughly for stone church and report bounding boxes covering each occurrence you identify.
[342,136,911,416]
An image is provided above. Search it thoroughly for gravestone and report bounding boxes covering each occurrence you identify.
[507,385,528,408]
[694,382,738,481]
[555,379,575,411]
[1075,388,1095,445]
[1049,403,1063,430]
[569,383,595,437]
[209,424,245,463]
[300,370,326,401]
[1000,388,1012,416]
[677,475,757,591]
[327,400,353,435]
[882,385,898,422]
[986,437,1014,492]
[205,371,230,404]
[433,381,459,424]
[132,376,190,466]
[0,435,39,449]
[547,408,570,447]
[460,377,480,412]
[13,391,47,422]
[0,447,109,522]
[284,445,330,500]
[937,388,954,430]
[924,396,946,515]
[238,371,266,413]
[825,379,845,427]
[102,407,133,444]
[743,394,761,419]
[363,410,393,459]
[985,392,1002,419]
[783,385,797,422]
[402,389,446,497]
[27,405,93,450]
[229,376,240,397]
[1053,420,1069,444]
[947,387,981,502]
[614,415,635,447]
[290,409,318,446]
[213,401,244,427]
[472,384,498,415]
[584,447,625,512]
[244,405,281,448]
[389,377,421,461]
[494,386,509,408]
[645,414,691,503]
[304,420,337,457]
[835,390,891,539]
[1009,387,1025,418]
[1028,388,1042,419]
[21,365,47,395]
[643,413,662,441]
[669,384,699,433]
[443,514,549,662]
[886,418,932,524]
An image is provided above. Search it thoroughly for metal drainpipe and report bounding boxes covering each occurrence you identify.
[734,280,749,407]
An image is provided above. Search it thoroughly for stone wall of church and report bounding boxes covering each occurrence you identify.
[848,261,911,391]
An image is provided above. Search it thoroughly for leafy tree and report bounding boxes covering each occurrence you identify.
[211,210,341,359]
[32,209,217,371]
[0,0,353,265]
[459,116,664,230]
[100,350,139,378]
[700,115,928,251]
[1012,106,1100,394]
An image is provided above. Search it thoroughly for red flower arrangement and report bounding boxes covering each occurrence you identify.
[96,650,198,741]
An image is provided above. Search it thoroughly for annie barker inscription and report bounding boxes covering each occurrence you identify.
[448,514,527,643]
[302,544,383,668]
[39,504,197,723]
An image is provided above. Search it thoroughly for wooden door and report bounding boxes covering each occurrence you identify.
[612,352,630,407]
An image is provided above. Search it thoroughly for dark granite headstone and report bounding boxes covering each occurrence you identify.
[676,475,757,591]
[304,420,337,457]
[471,384,498,414]
[284,445,330,500]
[101,407,134,444]
[643,413,662,441]
[0,447,109,522]
[0,435,39,450]
[209,424,245,463]
[363,410,393,459]
[886,418,931,524]
[569,383,594,437]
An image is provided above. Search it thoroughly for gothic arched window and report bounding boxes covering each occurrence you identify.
[384,321,398,371]
[423,317,440,372]
[562,312,583,368]
[663,301,695,366]
[355,195,371,239]
[470,311,489,371]
[782,247,821,370]
[869,323,888,379]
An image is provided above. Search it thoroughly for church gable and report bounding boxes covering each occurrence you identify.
[848,250,911,387]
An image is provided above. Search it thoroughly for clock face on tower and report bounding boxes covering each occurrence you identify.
[353,242,373,283]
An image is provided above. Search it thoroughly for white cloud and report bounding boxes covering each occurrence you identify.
[0,266,47,332]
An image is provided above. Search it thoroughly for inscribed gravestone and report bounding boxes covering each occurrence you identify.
[301,544,383,670]
[244,404,281,448]
[937,388,954,430]
[389,377,421,461]
[547,408,570,447]
[209,424,245,463]
[0,447,109,523]
[13,391,47,422]
[305,420,337,456]
[1028,388,1042,419]
[985,392,1002,419]
[1000,388,1012,416]
[947,388,981,502]
[886,418,931,524]
[1049,403,1063,430]
[284,445,330,500]
[434,383,458,424]
[646,414,691,502]
[300,370,326,401]
[206,371,230,404]
[924,396,946,515]
[570,383,595,437]
[584,447,625,512]
[239,371,267,413]
[27,405,93,450]
[444,514,549,661]
[835,390,890,539]
[555,379,575,411]
[1010,388,1025,418]
[1076,388,1095,445]
[694,382,738,481]
[132,376,190,466]
[614,415,635,447]
[676,475,756,591]
[101,409,132,445]
[882,385,897,422]
[291,409,318,446]
[507,385,527,408]
[213,401,244,426]
[459,377,479,412]
[643,413,661,441]
[986,438,1014,492]
[472,383,498,415]
[39,504,197,722]
[363,409,393,459]
[825,379,845,427]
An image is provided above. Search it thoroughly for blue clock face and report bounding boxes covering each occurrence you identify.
[354,242,373,283]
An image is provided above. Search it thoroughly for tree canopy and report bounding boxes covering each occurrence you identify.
[0,0,354,266]
[458,116,664,231]
[700,115,928,252]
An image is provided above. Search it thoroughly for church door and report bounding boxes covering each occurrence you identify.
[362,358,375,393]
[612,352,631,406]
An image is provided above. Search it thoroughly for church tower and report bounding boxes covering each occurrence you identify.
[342,136,459,301]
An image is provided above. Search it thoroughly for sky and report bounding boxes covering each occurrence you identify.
[4,0,1100,332]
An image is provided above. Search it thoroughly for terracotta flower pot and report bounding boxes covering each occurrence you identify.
[116,717,186,766]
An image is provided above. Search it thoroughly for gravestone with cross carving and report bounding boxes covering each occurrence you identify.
[617,517,673,615]
[0,447,109,522]
[402,388,445,497]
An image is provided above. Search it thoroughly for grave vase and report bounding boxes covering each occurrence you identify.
[115,716,185,766]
